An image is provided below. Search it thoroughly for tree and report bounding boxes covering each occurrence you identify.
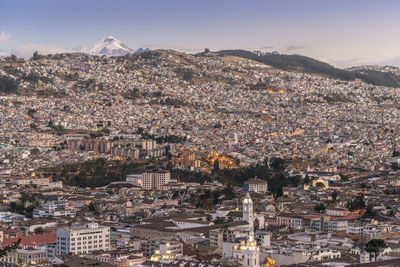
[391,162,400,170]
[270,157,286,171]
[88,202,100,216]
[331,190,338,202]
[183,71,193,81]
[340,174,349,181]
[34,227,44,235]
[213,159,220,172]
[32,51,40,60]
[314,203,326,213]
[363,204,376,218]
[204,48,210,53]
[389,209,395,217]
[30,148,40,155]
[0,75,18,93]
[0,239,20,257]
[315,182,325,189]
[303,174,310,184]
[213,217,225,224]
[365,239,386,260]
[347,194,366,211]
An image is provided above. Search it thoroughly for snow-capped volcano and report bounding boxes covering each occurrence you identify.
[88,36,133,56]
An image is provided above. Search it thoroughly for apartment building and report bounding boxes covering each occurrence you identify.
[56,223,110,255]
[142,171,170,190]
[244,178,268,193]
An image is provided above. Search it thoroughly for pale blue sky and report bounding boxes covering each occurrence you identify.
[1,0,400,66]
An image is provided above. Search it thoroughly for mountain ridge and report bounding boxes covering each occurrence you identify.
[214,50,400,88]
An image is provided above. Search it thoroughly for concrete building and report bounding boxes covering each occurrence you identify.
[126,174,143,187]
[244,179,268,193]
[142,171,171,190]
[56,223,110,255]
[141,238,183,259]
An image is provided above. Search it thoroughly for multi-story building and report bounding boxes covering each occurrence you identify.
[141,238,183,259]
[126,174,143,187]
[142,171,170,190]
[244,179,268,193]
[56,223,110,255]
[68,139,112,153]
[142,140,157,151]
[36,200,76,217]
[111,147,140,158]
[14,177,50,186]
[310,216,348,233]
[265,214,304,230]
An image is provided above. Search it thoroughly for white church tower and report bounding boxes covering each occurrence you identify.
[243,193,260,267]
[243,230,260,267]
[243,191,254,230]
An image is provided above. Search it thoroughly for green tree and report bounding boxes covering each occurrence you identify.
[0,239,20,257]
[0,75,18,93]
[270,157,287,171]
[213,159,220,172]
[34,227,44,235]
[391,162,400,170]
[363,204,376,218]
[213,217,225,224]
[314,203,326,213]
[331,190,338,202]
[365,239,386,260]
[340,174,349,181]
[183,71,193,81]
[303,174,310,184]
[32,51,40,60]
[347,194,366,211]
[88,202,100,216]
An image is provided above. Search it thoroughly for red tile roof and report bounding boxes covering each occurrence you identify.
[1,232,56,247]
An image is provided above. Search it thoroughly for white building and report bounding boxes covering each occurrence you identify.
[142,171,171,190]
[126,174,143,187]
[56,223,110,255]
[244,179,268,193]
[243,192,254,230]
[232,193,260,267]
[142,140,157,151]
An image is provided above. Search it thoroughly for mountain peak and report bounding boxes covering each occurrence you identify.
[88,36,133,56]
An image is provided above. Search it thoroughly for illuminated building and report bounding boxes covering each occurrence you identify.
[243,192,254,230]
[232,192,261,267]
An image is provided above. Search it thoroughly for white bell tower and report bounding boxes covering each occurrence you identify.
[243,230,260,267]
[243,191,254,230]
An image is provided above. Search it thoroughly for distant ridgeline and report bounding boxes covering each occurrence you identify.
[216,50,400,88]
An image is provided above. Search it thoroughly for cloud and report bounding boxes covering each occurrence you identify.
[140,43,203,53]
[259,45,275,50]
[331,57,367,68]
[375,56,400,68]
[15,43,65,58]
[0,31,11,43]
[286,45,307,51]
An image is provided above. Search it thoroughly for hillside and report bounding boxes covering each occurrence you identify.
[216,50,400,88]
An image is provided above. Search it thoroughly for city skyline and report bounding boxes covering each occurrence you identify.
[1,0,400,67]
